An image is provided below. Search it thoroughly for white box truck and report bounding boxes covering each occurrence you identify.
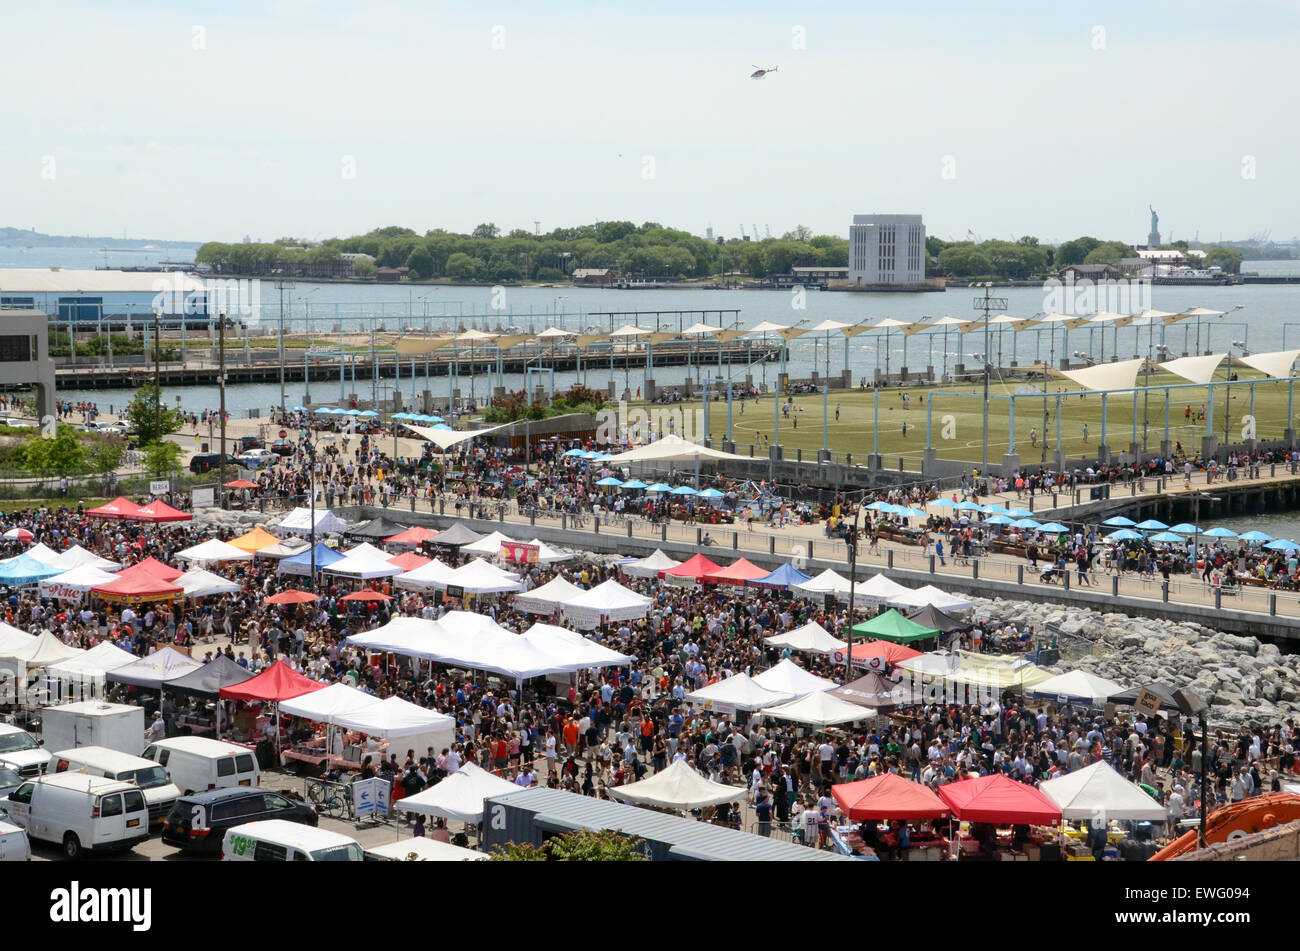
[40,701,145,755]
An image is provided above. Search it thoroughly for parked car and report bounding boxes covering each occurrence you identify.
[0,417,38,429]
[220,820,360,862]
[0,724,51,780]
[235,448,278,468]
[1,773,150,858]
[0,766,23,801]
[237,435,263,452]
[161,787,316,854]
[188,452,241,474]
[269,439,296,457]
[76,420,127,435]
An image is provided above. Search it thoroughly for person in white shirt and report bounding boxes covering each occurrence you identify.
[444,747,462,774]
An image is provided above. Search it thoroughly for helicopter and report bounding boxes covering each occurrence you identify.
[750,65,777,79]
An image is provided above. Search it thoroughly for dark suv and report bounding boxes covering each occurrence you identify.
[161,787,316,853]
[189,452,241,474]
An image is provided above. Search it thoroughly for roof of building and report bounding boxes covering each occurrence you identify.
[572,268,612,278]
[0,268,207,293]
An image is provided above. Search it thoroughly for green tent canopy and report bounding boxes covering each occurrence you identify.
[851,609,940,644]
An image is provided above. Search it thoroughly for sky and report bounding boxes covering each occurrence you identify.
[2,0,1297,246]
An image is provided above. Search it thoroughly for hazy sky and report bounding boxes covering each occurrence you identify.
[3,1,1296,245]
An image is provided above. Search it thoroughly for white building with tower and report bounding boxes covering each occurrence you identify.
[848,214,926,286]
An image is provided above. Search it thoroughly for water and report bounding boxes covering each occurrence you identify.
[0,244,196,270]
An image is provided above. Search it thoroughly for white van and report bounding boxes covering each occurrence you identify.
[0,724,52,780]
[221,819,363,862]
[52,747,180,827]
[140,737,259,796]
[1,772,150,858]
[0,819,30,861]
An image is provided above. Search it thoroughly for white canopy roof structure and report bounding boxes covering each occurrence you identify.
[537,326,574,339]
[609,324,649,338]
[751,659,838,697]
[440,558,522,593]
[105,647,203,687]
[461,530,518,558]
[611,759,747,810]
[403,422,511,450]
[809,318,853,333]
[886,584,973,613]
[793,568,850,596]
[399,763,521,823]
[619,548,682,578]
[513,576,586,614]
[686,673,794,712]
[24,543,60,565]
[561,578,652,629]
[854,573,912,604]
[276,507,350,535]
[342,696,456,739]
[367,838,487,861]
[1037,760,1167,821]
[0,629,83,669]
[526,538,572,564]
[37,565,119,600]
[394,558,457,590]
[1158,353,1227,385]
[1236,348,1300,380]
[519,623,634,670]
[1058,358,1146,392]
[176,567,243,598]
[46,545,119,571]
[276,682,378,723]
[176,539,253,565]
[45,640,137,679]
[324,545,404,579]
[759,690,873,728]
[0,622,35,653]
[603,433,751,464]
[256,540,310,560]
[1028,670,1127,706]
[681,322,721,336]
[764,622,847,656]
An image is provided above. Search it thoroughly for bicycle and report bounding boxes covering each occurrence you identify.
[305,775,353,820]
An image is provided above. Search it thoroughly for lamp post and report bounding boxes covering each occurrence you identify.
[844,500,862,682]
[973,285,1007,475]
[300,432,317,585]
[1172,687,1210,850]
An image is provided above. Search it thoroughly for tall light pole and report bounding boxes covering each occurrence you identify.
[218,312,228,508]
[275,279,295,412]
[974,284,1007,475]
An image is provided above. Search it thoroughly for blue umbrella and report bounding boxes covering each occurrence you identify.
[1265,539,1299,550]
[930,498,957,509]
[391,413,410,420]
[1039,522,1070,533]
[563,448,586,457]
[1135,519,1168,531]
[981,504,1010,515]
[344,409,363,416]
[671,486,698,496]
[1167,523,1199,534]
[359,410,378,417]
[289,405,308,412]
[866,501,894,511]
[898,507,928,518]
[1148,531,1185,543]
[426,416,445,424]
[698,488,725,499]
[1013,517,1041,529]
[954,500,982,511]
[1106,529,1143,541]
[313,407,333,414]
[1239,530,1273,543]
[985,515,1015,525]
[432,424,453,431]
[1006,508,1034,518]
[647,483,673,493]
[1102,516,1136,527]
[621,480,648,490]
[595,477,624,487]
[1202,527,1238,538]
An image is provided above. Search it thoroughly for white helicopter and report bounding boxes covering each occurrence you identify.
[750,65,777,79]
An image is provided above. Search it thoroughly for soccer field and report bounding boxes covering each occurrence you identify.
[662,367,1296,467]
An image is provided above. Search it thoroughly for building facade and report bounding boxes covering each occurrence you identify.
[0,310,56,419]
[848,214,925,285]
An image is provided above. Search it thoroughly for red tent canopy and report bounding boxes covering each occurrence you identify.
[91,573,183,603]
[385,526,438,546]
[265,590,319,605]
[134,499,192,523]
[117,557,183,583]
[832,639,923,671]
[86,497,146,520]
[833,773,950,821]
[219,660,325,702]
[936,774,1061,826]
[386,551,430,571]
[702,557,769,585]
[660,553,722,581]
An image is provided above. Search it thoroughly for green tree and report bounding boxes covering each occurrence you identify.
[1203,246,1244,272]
[141,441,183,477]
[471,223,501,239]
[405,246,436,280]
[21,425,86,477]
[936,244,993,277]
[489,829,648,861]
[1082,241,1132,266]
[87,435,125,481]
[125,382,186,446]
[1054,236,1103,267]
[446,252,485,280]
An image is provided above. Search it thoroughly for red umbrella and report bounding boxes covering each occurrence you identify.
[266,590,319,605]
[2,528,33,542]
[341,590,392,602]
[224,479,259,489]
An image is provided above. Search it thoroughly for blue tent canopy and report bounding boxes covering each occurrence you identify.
[746,563,813,589]
[277,543,344,577]
[0,553,63,586]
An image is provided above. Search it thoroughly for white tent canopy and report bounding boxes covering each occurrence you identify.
[513,576,586,614]
[461,531,518,558]
[1236,348,1300,380]
[394,558,458,590]
[1158,353,1226,385]
[367,838,487,861]
[176,567,243,598]
[686,673,794,713]
[278,682,379,723]
[105,647,203,687]
[45,640,137,679]
[341,696,456,740]
[619,549,682,579]
[751,659,839,697]
[37,565,119,601]
[0,629,83,669]
[1028,670,1127,706]
[793,568,851,596]
[611,759,746,810]
[603,433,751,464]
[439,558,522,594]
[1037,760,1167,821]
[854,573,912,605]
[519,623,634,670]
[1057,358,1146,392]
[325,544,404,579]
[0,622,35,654]
[24,543,60,565]
[526,538,573,564]
[276,507,349,535]
[561,578,652,629]
[47,545,119,571]
[886,584,973,613]
[399,763,520,824]
[759,691,873,728]
[176,539,253,565]
[764,622,847,656]
[403,422,511,450]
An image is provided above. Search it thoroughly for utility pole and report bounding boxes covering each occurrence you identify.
[843,500,862,682]
[218,312,228,508]
[152,308,162,442]
[275,279,295,413]
[974,284,1008,475]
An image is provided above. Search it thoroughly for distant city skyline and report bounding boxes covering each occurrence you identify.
[2,1,1295,245]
